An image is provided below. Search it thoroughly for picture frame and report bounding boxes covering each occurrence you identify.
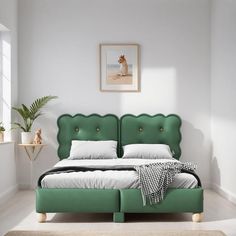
[100,44,140,92]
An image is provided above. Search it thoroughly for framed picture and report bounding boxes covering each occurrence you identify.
[100,44,140,92]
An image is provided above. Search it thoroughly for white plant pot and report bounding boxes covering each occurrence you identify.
[21,132,33,144]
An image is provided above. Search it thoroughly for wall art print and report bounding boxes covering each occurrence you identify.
[100,44,140,92]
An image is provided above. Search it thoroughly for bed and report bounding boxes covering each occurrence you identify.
[36,113,203,223]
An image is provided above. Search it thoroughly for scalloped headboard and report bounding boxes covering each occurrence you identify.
[57,114,119,159]
[57,113,182,160]
[120,114,182,160]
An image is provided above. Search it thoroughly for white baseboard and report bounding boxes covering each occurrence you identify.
[0,184,18,207]
[211,183,236,205]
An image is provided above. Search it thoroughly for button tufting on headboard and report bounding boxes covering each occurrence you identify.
[159,127,164,132]
[75,127,79,132]
[57,113,181,160]
[57,114,119,159]
[120,114,182,160]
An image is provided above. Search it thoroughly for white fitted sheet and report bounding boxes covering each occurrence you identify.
[41,159,198,189]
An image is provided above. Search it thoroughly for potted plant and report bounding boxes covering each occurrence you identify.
[12,95,57,144]
[0,122,5,142]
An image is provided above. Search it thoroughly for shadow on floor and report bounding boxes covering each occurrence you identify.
[51,212,191,223]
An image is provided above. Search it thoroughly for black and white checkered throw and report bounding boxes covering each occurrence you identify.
[134,161,196,206]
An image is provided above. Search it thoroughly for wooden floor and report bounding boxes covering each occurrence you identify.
[0,189,236,236]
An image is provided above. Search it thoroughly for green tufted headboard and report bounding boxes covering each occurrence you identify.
[57,114,119,159]
[57,113,182,160]
[120,114,182,160]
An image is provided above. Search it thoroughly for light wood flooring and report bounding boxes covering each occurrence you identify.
[0,190,236,236]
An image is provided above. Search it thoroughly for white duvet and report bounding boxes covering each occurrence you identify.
[41,159,198,189]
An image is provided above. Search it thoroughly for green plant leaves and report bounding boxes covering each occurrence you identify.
[12,122,27,132]
[29,96,57,119]
[12,95,58,132]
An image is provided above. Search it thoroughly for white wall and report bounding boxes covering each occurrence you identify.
[18,0,211,187]
[0,0,18,121]
[0,143,17,205]
[0,0,18,200]
[211,0,236,202]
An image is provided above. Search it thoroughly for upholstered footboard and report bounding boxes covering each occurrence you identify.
[119,187,204,222]
[36,188,120,222]
[36,187,203,223]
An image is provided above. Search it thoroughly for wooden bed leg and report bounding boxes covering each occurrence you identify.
[113,212,125,223]
[192,213,203,222]
[38,213,47,223]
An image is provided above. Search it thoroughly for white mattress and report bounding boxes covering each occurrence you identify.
[41,159,198,189]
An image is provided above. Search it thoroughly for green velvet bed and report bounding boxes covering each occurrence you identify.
[36,114,203,223]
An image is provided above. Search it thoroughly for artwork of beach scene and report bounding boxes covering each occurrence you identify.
[106,50,133,85]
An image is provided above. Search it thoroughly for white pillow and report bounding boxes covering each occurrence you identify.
[68,140,118,159]
[122,144,173,159]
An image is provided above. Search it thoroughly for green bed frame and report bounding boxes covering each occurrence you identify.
[36,114,203,223]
